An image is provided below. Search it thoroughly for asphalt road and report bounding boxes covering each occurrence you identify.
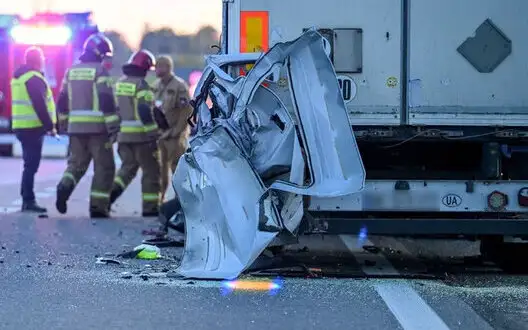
[0,157,527,330]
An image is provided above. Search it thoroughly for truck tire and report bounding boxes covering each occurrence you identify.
[480,236,528,273]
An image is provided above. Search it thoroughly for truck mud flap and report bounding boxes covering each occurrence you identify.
[172,29,365,279]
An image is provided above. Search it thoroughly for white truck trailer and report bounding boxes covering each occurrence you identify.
[169,0,528,278]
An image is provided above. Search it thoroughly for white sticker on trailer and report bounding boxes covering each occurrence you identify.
[337,75,357,103]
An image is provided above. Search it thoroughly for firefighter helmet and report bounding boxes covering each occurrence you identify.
[82,33,114,60]
[127,50,156,71]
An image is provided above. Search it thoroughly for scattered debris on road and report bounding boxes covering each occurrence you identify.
[363,245,381,254]
[118,244,161,260]
[96,257,121,265]
[120,271,132,279]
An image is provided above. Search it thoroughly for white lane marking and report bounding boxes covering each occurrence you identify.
[45,187,56,193]
[35,192,52,198]
[353,252,400,275]
[1,207,19,213]
[379,237,412,255]
[340,235,450,330]
[0,170,64,185]
[9,190,54,207]
[374,281,450,330]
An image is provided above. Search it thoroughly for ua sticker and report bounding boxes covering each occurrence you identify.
[442,194,462,207]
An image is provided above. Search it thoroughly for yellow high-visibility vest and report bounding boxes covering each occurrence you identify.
[115,81,158,135]
[10,71,56,129]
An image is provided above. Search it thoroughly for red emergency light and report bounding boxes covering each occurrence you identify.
[10,24,72,46]
[0,11,98,133]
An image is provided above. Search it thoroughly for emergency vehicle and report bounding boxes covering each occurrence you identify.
[0,12,99,135]
[216,0,528,269]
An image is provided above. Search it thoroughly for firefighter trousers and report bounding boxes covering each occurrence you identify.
[111,142,161,214]
[57,134,116,213]
[159,137,187,201]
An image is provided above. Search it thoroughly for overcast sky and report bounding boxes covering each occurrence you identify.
[0,0,222,47]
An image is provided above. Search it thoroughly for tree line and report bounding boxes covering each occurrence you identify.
[105,25,220,81]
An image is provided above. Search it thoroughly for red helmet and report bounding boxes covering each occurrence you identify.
[82,33,113,60]
[127,50,156,71]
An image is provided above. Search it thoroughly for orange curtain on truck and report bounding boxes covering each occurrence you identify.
[239,11,269,77]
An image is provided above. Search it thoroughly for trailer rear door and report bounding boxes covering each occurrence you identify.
[407,0,528,126]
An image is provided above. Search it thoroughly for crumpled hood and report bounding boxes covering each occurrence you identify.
[171,29,366,279]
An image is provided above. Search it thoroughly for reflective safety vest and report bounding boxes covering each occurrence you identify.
[63,64,120,134]
[115,78,158,143]
[10,71,56,129]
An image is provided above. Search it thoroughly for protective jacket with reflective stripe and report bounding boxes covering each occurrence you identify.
[11,71,56,129]
[115,76,158,143]
[57,62,120,134]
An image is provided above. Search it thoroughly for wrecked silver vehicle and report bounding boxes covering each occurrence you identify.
[171,30,366,279]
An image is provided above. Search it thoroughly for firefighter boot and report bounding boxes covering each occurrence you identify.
[55,184,72,214]
[22,201,47,213]
[142,210,160,217]
[109,185,124,206]
[90,210,110,218]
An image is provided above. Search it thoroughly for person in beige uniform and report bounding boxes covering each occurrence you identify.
[152,55,193,201]
[109,50,167,217]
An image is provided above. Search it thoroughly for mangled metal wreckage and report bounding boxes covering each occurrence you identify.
[171,30,365,279]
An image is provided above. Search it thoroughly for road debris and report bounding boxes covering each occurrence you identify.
[363,245,381,254]
[120,272,132,279]
[118,244,161,260]
[142,236,184,248]
[96,257,121,265]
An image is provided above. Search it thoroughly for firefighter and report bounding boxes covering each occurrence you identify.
[11,46,56,213]
[153,55,193,201]
[55,33,119,218]
[109,50,168,217]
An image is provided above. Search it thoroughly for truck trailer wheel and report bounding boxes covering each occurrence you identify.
[480,236,528,273]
